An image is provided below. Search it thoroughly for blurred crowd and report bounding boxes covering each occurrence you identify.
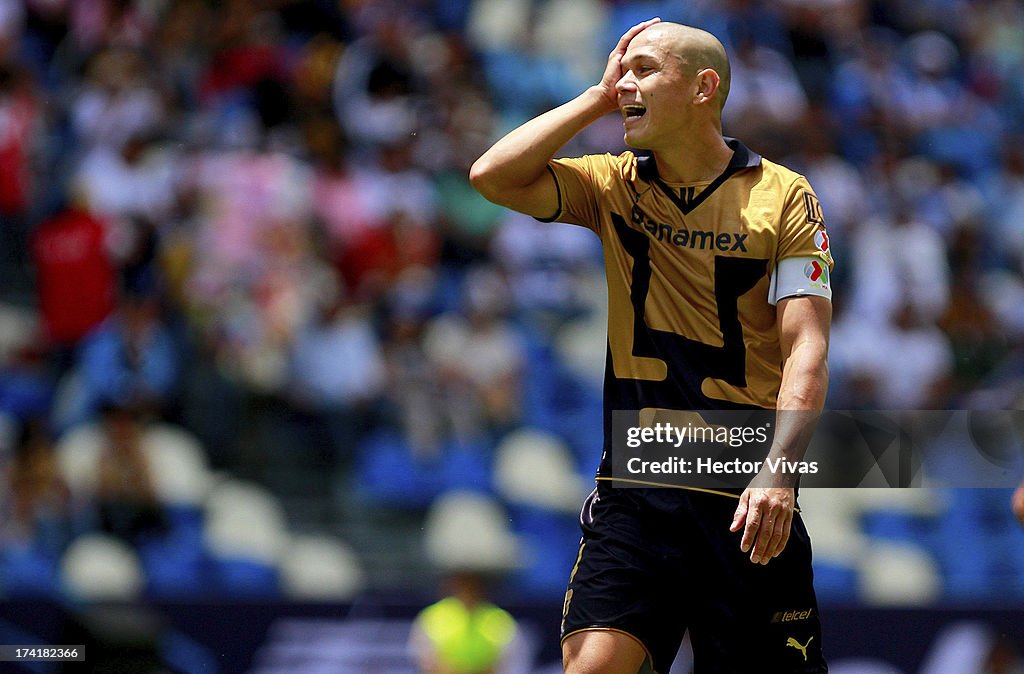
[0,0,1024,605]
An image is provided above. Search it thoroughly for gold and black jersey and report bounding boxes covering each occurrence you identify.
[544,138,833,423]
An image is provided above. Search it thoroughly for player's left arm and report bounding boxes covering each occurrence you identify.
[731,294,831,565]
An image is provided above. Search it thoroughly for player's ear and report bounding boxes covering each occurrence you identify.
[694,69,720,105]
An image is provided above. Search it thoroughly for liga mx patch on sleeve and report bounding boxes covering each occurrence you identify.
[769,255,832,305]
[803,259,829,289]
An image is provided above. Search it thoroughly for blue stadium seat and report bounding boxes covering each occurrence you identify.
[811,560,858,603]
[929,490,1005,601]
[0,544,60,599]
[356,432,441,508]
[138,530,209,599]
[507,504,582,599]
[209,556,280,598]
[439,438,494,494]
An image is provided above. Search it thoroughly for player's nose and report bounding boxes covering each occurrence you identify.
[615,70,638,93]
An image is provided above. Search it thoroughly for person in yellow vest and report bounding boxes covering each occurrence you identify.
[409,571,522,674]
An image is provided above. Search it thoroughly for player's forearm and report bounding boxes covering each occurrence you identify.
[766,341,828,484]
[470,87,611,203]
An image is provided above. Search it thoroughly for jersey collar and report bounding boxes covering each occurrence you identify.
[640,137,762,215]
[724,137,762,171]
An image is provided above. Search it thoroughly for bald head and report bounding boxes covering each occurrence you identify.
[633,22,731,112]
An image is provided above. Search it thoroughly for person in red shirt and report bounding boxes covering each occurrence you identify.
[30,203,117,351]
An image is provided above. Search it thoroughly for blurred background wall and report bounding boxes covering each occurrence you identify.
[0,0,1023,672]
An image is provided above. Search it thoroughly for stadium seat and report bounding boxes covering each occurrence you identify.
[137,522,209,599]
[493,427,587,512]
[279,534,366,601]
[797,489,869,564]
[57,420,215,508]
[0,543,60,598]
[438,437,494,494]
[55,421,105,496]
[493,429,588,596]
[423,491,520,573]
[929,489,1003,601]
[209,556,280,598]
[142,424,213,507]
[138,542,207,599]
[356,431,441,508]
[554,316,607,392]
[857,540,942,605]
[507,504,581,598]
[202,477,288,596]
[60,533,145,601]
[203,478,289,566]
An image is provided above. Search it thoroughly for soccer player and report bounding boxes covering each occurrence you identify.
[471,19,832,674]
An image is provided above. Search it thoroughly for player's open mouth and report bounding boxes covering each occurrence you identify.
[622,104,646,122]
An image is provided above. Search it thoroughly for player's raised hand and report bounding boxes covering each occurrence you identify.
[595,17,661,111]
[1013,482,1024,525]
[731,487,794,565]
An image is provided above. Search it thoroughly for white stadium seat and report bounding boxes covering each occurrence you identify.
[423,491,520,572]
[494,428,588,512]
[203,479,290,565]
[61,533,145,601]
[280,534,366,601]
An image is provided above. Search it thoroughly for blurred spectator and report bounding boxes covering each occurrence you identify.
[0,60,41,245]
[939,227,1011,394]
[914,162,987,241]
[381,274,449,457]
[150,0,212,112]
[307,119,376,255]
[332,10,421,149]
[354,138,439,229]
[70,46,165,151]
[848,207,950,326]
[68,0,155,53]
[490,210,602,316]
[340,209,441,302]
[981,143,1024,270]
[0,340,53,424]
[74,131,181,237]
[870,302,955,409]
[408,570,525,674]
[724,31,808,131]
[422,267,524,439]
[199,2,288,110]
[3,418,72,551]
[184,145,323,391]
[286,286,386,460]
[66,291,180,430]
[334,139,440,300]
[29,200,117,359]
[829,27,912,163]
[783,108,867,242]
[94,400,166,543]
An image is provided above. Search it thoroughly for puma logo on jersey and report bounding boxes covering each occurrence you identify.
[786,636,813,661]
[631,208,748,252]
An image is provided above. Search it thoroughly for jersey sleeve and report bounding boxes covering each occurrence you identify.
[541,154,619,234]
[773,177,835,301]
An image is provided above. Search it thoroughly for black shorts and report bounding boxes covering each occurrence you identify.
[560,483,827,674]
